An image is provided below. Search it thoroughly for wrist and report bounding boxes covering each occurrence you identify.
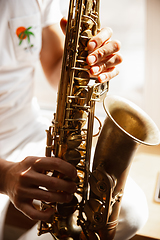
[0,158,14,195]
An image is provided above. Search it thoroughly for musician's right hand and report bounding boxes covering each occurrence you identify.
[2,156,77,221]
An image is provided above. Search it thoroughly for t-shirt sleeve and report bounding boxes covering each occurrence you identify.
[40,0,63,28]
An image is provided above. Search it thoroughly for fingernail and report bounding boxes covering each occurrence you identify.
[88,41,97,51]
[87,55,96,65]
[91,66,100,74]
[99,74,107,82]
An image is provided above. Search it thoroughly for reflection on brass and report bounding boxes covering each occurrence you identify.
[67,133,82,149]
[38,0,160,239]
[63,149,81,166]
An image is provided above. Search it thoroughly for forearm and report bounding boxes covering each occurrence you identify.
[42,56,62,90]
[40,23,64,89]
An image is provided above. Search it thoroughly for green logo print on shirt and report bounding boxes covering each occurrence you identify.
[16,26,35,49]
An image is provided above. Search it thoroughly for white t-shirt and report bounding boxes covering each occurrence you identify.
[0,1,63,239]
[0,0,62,157]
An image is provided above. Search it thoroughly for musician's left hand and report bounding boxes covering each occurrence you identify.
[86,27,122,83]
[60,18,122,83]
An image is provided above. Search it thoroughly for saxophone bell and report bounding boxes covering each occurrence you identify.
[86,95,160,240]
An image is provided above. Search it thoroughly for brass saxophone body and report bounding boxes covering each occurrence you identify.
[38,0,160,239]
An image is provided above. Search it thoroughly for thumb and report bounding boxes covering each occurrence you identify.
[60,17,67,35]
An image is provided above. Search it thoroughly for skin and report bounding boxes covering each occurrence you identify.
[0,18,122,222]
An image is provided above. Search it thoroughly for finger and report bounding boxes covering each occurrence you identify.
[87,40,121,66]
[31,157,77,179]
[87,27,113,52]
[20,171,77,194]
[19,202,55,221]
[60,17,67,35]
[90,54,122,75]
[17,187,74,204]
[98,67,120,83]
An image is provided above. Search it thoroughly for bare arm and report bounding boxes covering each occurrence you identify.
[40,22,65,89]
[0,158,13,194]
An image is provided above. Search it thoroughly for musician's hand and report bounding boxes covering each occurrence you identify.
[3,156,77,221]
[60,18,122,83]
[86,27,122,83]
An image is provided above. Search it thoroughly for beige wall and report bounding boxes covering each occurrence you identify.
[144,0,160,129]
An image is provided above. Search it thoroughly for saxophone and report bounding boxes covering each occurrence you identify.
[38,0,160,239]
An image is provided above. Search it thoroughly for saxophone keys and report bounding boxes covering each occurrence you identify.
[63,149,81,166]
[80,231,100,240]
[66,133,82,148]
